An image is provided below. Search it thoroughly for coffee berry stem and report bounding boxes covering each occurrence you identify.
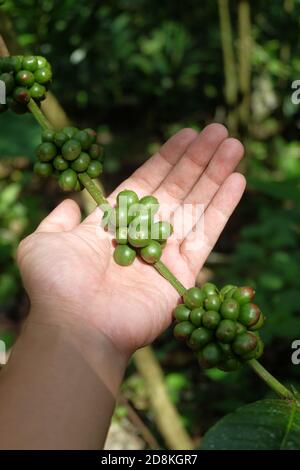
[248,359,294,400]
[77,172,109,207]
[154,260,186,296]
[27,98,54,131]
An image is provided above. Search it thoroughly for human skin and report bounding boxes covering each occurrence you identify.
[0,124,245,449]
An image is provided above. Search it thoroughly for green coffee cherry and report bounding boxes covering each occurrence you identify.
[0,57,11,72]
[74,130,93,150]
[36,142,57,162]
[117,189,139,207]
[188,327,213,350]
[13,87,30,104]
[22,56,38,72]
[173,321,195,341]
[233,332,258,356]
[128,224,150,248]
[216,319,237,343]
[202,282,218,297]
[204,294,221,311]
[239,303,261,328]
[89,143,102,159]
[218,342,234,358]
[220,284,237,298]
[87,161,103,178]
[190,307,205,327]
[58,168,78,191]
[140,241,162,264]
[220,298,240,320]
[34,67,52,84]
[41,129,55,142]
[15,70,35,87]
[63,126,78,139]
[71,152,90,172]
[139,195,159,214]
[62,139,82,161]
[116,227,128,245]
[113,244,136,266]
[54,131,69,148]
[53,155,68,171]
[36,56,48,68]
[250,313,265,331]
[12,56,23,72]
[236,321,247,335]
[34,161,52,177]
[29,83,46,99]
[198,342,222,368]
[84,128,97,144]
[233,286,255,306]
[183,287,204,309]
[1,56,22,72]
[202,310,221,330]
[224,286,238,299]
[131,211,153,229]
[115,206,129,228]
[241,337,264,361]
[152,221,173,242]
[173,304,191,322]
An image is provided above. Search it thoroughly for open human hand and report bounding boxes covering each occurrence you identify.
[17,124,245,356]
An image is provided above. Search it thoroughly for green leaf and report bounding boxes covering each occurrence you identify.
[201,399,300,450]
[248,177,300,202]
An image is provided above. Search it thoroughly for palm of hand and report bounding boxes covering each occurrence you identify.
[18,125,245,355]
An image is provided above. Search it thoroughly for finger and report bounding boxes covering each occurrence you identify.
[36,199,81,233]
[180,173,246,274]
[128,127,199,194]
[83,128,198,226]
[172,138,244,240]
[185,138,244,204]
[109,127,198,201]
[153,123,228,205]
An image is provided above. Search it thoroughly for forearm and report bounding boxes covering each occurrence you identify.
[0,313,127,449]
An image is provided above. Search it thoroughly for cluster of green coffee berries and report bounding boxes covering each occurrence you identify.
[34,126,104,191]
[173,283,265,371]
[105,189,173,266]
[0,56,52,114]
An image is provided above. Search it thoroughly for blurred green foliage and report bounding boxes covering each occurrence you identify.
[1,0,300,447]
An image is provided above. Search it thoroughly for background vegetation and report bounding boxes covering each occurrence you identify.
[1,0,300,449]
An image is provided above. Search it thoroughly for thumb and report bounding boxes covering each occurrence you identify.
[36,199,81,233]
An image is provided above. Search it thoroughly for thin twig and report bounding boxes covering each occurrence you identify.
[118,395,160,450]
[134,346,194,450]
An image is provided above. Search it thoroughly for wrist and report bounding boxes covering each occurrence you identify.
[25,308,129,392]
[0,313,128,449]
